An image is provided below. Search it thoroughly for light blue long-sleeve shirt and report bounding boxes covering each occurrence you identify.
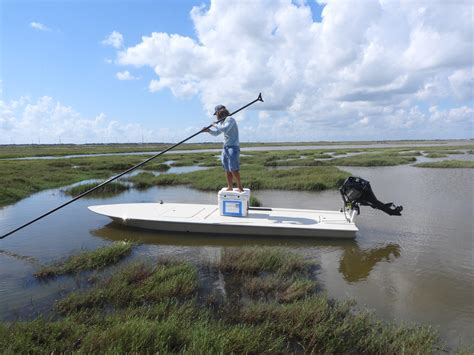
[208,116,240,147]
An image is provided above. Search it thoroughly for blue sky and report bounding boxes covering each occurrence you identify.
[1,0,472,144]
[2,0,205,136]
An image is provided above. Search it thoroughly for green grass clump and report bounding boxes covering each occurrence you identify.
[217,247,310,275]
[278,278,316,302]
[423,149,465,155]
[163,153,220,167]
[424,153,448,158]
[170,157,200,167]
[219,248,316,304]
[249,195,262,207]
[0,155,148,207]
[243,276,316,303]
[152,163,171,171]
[55,259,198,314]
[398,151,422,156]
[327,153,416,166]
[310,153,333,159]
[62,181,129,198]
[243,275,287,297]
[414,160,474,169]
[128,172,156,189]
[0,247,448,353]
[0,301,283,354]
[35,241,134,278]
[0,160,96,207]
[263,152,416,167]
[232,297,438,354]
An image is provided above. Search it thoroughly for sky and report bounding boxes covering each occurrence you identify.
[1,0,473,144]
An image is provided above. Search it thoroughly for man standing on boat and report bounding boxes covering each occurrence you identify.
[203,104,243,192]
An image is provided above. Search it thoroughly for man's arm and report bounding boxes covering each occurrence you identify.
[202,124,222,136]
[214,118,235,134]
[208,127,221,136]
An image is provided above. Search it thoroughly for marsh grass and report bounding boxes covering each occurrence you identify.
[0,159,102,206]
[424,153,448,158]
[398,151,422,156]
[62,181,130,198]
[55,259,198,314]
[328,152,417,166]
[34,241,134,279]
[0,143,226,159]
[128,164,350,192]
[3,141,470,159]
[231,297,438,354]
[423,149,465,155]
[2,144,473,207]
[415,160,474,169]
[151,163,171,171]
[253,149,421,167]
[0,155,148,206]
[249,195,262,207]
[243,275,316,303]
[0,247,445,353]
[216,247,310,275]
[261,151,417,167]
[129,171,156,189]
[0,143,473,206]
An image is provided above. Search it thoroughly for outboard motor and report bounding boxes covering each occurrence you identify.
[340,176,403,216]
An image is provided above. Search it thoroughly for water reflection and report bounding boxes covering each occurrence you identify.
[92,223,400,283]
[92,222,350,247]
[339,243,400,282]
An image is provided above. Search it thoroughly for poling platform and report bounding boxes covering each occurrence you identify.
[88,203,358,239]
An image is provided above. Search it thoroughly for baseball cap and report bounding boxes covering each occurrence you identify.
[213,104,226,115]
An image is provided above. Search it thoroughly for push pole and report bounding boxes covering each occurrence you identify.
[1,93,264,240]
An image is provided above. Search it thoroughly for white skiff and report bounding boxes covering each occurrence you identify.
[88,203,358,238]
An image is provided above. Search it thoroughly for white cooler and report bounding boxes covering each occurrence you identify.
[218,188,251,217]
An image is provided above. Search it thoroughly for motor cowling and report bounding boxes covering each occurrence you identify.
[340,176,403,216]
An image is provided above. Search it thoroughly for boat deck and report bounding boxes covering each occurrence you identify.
[89,203,358,238]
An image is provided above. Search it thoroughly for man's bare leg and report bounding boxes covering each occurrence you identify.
[225,171,233,191]
[232,171,243,192]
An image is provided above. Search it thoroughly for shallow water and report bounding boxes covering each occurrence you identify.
[0,155,473,348]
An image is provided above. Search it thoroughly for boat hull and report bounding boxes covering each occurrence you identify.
[89,203,358,239]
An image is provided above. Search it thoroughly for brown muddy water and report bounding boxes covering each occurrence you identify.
[0,157,473,348]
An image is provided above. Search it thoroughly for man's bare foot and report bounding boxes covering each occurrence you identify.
[226,187,233,191]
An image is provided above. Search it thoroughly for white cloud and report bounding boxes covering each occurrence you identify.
[359,117,370,126]
[114,0,472,139]
[102,31,124,49]
[30,22,52,32]
[0,96,159,144]
[114,0,473,132]
[448,69,474,101]
[116,70,139,80]
[429,105,474,124]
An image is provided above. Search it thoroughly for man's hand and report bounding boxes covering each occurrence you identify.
[202,127,211,132]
